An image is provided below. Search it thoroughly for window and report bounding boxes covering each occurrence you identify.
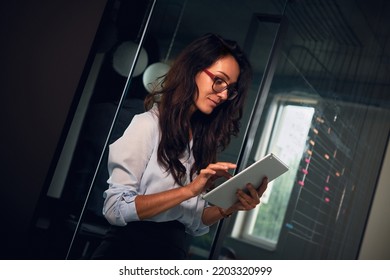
[232,95,315,250]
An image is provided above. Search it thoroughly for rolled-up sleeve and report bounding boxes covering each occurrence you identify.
[186,198,209,236]
[102,184,139,225]
[102,112,156,226]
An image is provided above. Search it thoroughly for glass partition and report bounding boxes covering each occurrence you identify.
[31,0,158,259]
[215,0,390,259]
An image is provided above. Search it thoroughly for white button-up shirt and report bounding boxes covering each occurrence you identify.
[102,106,209,236]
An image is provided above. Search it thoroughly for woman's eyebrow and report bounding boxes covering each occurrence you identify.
[216,71,231,81]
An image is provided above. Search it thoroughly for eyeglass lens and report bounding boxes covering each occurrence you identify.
[213,79,238,100]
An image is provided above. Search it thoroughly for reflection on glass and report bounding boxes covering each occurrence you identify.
[234,100,315,250]
[252,104,314,242]
[219,0,390,260]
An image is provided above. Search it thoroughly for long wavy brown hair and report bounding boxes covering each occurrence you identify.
[144,33,252,185]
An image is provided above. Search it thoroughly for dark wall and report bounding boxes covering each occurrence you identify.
[0,0,108,258]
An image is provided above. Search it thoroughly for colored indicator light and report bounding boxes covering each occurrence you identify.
[324,154,330,160]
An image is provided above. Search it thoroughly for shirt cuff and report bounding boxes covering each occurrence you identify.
[119,191,140,223]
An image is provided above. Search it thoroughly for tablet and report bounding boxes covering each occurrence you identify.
[202,153,289,209]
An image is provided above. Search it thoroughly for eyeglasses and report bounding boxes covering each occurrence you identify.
[203,69,238,100]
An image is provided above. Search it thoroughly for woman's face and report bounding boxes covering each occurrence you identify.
[192,55,240,115]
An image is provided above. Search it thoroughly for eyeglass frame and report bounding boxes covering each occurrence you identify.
[203,69,239,100]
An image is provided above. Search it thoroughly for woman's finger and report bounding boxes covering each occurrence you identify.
[236,188,256,209]
[257,177,268,196]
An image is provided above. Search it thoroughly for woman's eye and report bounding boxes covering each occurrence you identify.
[214,78,226,86]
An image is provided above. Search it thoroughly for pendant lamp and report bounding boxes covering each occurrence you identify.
[112,41,148,77]
[142,0,187,93]
[112,1,155,78]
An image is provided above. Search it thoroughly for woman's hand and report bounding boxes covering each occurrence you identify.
[186,162,237,197]
[225,177,269,214]
[201,177,268,225]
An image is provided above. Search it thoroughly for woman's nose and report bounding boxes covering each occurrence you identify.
[216,89,229,100]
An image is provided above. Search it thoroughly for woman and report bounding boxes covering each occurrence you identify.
[91,33,268,260]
